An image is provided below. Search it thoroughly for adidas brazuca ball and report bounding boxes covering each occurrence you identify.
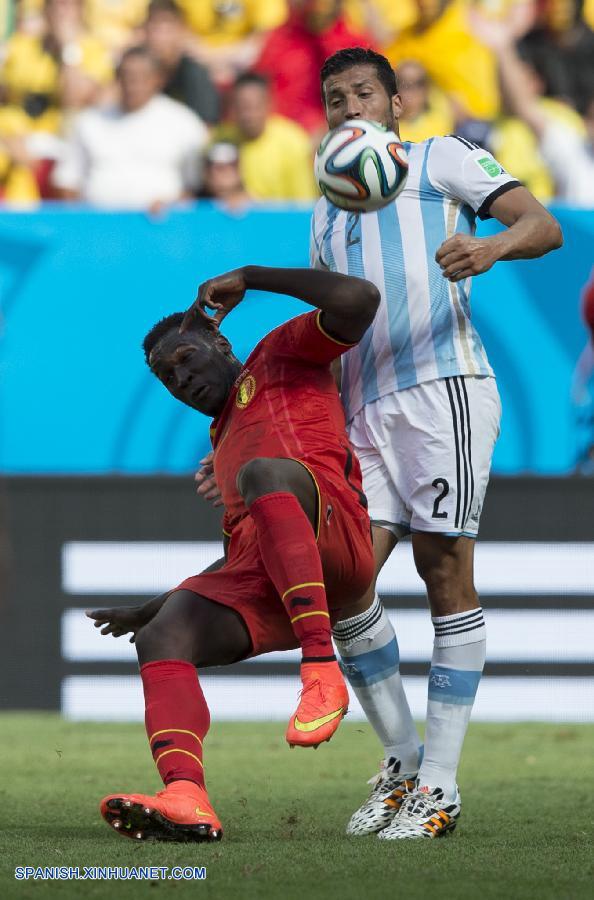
[315,119,408,213]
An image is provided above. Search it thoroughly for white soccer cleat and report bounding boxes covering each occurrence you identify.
[377,784,461,840]
[346,758,417,836]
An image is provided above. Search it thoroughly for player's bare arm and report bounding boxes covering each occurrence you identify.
[182,265,380,344]
[436,187,563,282]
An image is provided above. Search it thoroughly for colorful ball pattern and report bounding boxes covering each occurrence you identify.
[315,119,409,213]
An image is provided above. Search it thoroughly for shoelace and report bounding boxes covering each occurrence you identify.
[396,790,439,824]
[366,762,404,799]
[297,676,327,711]
[155,785,198,802]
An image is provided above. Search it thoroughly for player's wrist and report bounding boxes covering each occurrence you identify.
[484,232,510,263]
[241,265,260,289]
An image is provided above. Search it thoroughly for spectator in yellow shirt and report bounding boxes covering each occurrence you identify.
[471,5,594,205]
[219,73,317,202]
[0,106,41,205]
[85,0,149,52]
[386,0,500,121]
[489,115,554,203]
[178,0,287,44]
[396,59,454,143]
[178,0,288,86]
[344,0,419,45]
[2,0,113,133]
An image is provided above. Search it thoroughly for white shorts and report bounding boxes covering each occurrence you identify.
[348,376,501,538]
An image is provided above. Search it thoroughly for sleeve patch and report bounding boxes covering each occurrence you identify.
[475,155,505,178]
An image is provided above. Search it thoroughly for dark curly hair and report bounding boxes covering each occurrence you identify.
[142,312,213,368]
[320,47,398,102]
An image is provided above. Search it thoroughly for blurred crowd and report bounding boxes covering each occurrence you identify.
[0,0,593,210]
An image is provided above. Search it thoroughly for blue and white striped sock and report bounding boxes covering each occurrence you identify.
[417,607,486,801]
[333,594,422,775]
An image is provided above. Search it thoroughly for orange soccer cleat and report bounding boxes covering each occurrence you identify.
[286,660,349,748]
[100,779,222,843]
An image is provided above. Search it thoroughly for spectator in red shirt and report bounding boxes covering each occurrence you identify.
[254,0,371,134]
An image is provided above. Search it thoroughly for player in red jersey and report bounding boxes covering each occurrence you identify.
[88,264,379,842]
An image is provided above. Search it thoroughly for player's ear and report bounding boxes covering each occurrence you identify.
[391,92,403,122]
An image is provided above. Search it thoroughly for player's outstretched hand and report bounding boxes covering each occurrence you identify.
[86,606,149,643]
[195,451,223,507]
[180,268,247,332]
[435,234,499,282]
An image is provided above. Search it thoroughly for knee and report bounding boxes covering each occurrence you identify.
[237,457,291,505]
[414,551,475,608]
[413,535,479,614]
[134,619,164,664]
[135,592,199,665]
[415,555,453,599]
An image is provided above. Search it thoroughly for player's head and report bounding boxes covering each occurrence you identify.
[143,313,240,417]
[320,47,402,132]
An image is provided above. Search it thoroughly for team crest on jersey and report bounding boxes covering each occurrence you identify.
[236,374,256,408]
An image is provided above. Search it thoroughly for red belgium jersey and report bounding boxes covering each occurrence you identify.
[210,310,368,534]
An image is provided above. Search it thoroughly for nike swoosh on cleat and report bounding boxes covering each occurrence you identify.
[293,708,344,733]
[195,807,213,818]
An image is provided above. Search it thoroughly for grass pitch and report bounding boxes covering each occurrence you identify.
[1,715,593,900]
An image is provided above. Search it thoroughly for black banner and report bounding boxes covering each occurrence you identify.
[1,476,593,714]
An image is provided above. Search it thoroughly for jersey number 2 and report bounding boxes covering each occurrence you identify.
[346,212,360,248]
[432,478,449,519]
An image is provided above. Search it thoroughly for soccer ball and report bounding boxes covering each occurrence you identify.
[315,119,408,213]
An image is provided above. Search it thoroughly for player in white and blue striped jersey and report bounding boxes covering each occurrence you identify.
[313,47,562,840]
[312,135,502,413]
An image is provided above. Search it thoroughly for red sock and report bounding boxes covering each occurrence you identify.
[141,660,210,788]
[249,492,334,661]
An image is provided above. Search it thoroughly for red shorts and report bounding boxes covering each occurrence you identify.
[177,464,374,657]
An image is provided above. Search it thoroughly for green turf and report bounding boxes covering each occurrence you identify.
[1,715,593,900]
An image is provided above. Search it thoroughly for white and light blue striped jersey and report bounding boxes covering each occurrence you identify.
[310,135,520,422]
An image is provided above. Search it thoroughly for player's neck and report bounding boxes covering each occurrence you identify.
[229,358,243,380]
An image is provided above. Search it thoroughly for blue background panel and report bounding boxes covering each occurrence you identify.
[0,203,592,474]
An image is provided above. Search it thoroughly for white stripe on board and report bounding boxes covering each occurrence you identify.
[62,541,594,596]
[62,607,594,664]
[62,674,594,723]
